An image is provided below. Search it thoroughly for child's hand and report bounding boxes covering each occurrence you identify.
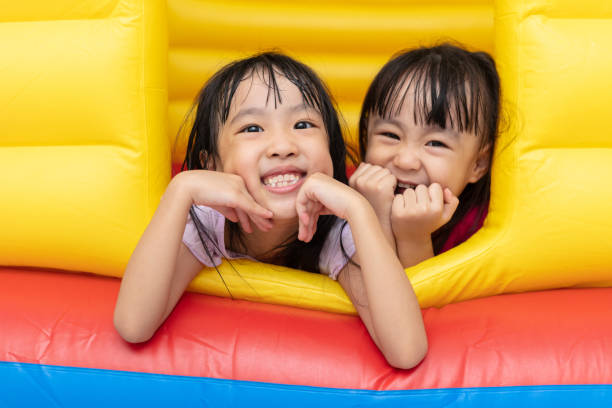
[391,183,459,241]
[177,170,273,233]
[349,163,397,220]
[296,173,366,242]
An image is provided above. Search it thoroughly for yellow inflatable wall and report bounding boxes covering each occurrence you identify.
[0,0,169,276]
[3,0,610,314]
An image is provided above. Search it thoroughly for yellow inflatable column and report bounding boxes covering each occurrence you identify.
[0,0,169,276]
[406,0,612,307]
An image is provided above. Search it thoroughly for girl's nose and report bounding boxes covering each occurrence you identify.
[393,146,421,171]
[267,132,298,158]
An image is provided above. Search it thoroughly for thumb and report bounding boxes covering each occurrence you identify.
[441,188,459,222]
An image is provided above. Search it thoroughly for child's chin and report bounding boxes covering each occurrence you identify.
[270,205,298,220]
[263,196,298,220]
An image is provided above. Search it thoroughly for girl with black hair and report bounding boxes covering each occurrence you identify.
[114,52,427,369]
[351,43,501,267]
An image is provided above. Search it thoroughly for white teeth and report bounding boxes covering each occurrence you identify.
[263,173,301,188]
[398,182,417,189]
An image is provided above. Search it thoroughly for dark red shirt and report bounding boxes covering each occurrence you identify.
[441,205,488,253]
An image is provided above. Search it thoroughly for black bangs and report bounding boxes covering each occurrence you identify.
[216,54,327,126]
[359,44,499,158]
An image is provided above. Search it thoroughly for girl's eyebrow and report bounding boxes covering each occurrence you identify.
[371,117,404,129]
[372,115,444,130]
[229,104,317,125]
[424,125,460,139]
[371,117,459,138]
[279,103,318,116]
[229,107,266,126]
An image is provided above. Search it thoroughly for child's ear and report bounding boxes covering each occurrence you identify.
[468,144,491,183]
[199,150,216,170]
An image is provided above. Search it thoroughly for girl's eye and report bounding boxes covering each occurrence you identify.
[381,132,400,140]
[240,125,263,133]
[294,121,314,130]
[426,140,448,148]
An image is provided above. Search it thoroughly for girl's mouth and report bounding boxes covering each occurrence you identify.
[395,182,417,195]
[261,172,305,193]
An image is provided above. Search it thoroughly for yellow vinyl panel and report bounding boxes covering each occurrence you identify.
[0,0,120,22]
[168,50,387,103]
[184,0,612,312]
[0,0,169,276]
[167,0,494,164]
[168,1,492,53]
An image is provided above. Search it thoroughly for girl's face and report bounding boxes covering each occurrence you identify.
[215,72,333,219]
[365,89,489,196]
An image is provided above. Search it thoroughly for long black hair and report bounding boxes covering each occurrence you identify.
[359,43,501,253]
[182,51,349,273]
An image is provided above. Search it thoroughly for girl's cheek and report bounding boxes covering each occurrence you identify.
[311,140,334,175]
[322,154,334,176]
[364,148,388,166]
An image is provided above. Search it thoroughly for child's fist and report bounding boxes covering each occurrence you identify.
[391,183,459,240]
[349,163,397,219]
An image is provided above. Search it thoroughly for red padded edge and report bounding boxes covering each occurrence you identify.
[1,267,612,390]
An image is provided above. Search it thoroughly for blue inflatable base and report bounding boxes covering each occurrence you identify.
[1,361,611,407]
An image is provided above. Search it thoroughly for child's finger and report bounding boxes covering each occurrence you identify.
[235,208,253,233]
[371,167,396,187]
[443,187,459,204]
[297,195,325,242]
[296,197,313,241]
[250,214,273,232]
[392,193,405,213]
[213,207,238,223]
[298,209,315,242]
[360,163,384,181]
[307,212,320,242]
[348,163,371,187]
[428,183,444,212]
[297,212,308,241]
[402,187,417,207]
[351,164,383,190]
[299,210,309,226]
[442,188,460,221]
[414,184,430,208]
[296,179,324,215]
[233,192,273,220]
[318,208,334,216]
[295,192,310,223]
[382,175,398,194]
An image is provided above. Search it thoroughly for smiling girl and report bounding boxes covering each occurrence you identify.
[114,52,427,369]
[351,44,501,267]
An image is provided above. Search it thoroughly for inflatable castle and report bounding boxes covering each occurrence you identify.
[2,0,612,405]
